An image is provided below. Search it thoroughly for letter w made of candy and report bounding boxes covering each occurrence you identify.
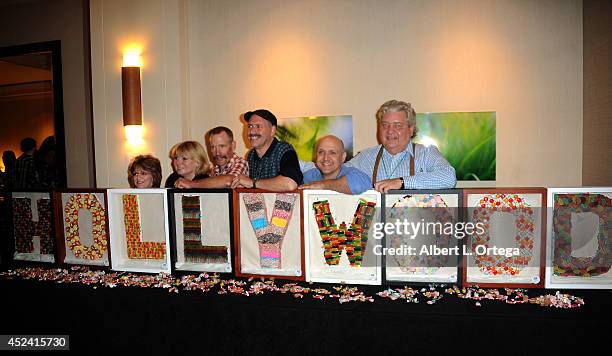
[312,198,376,267]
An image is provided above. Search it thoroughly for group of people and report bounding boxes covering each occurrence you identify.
[127,99,457,193]
[1,136,60,189]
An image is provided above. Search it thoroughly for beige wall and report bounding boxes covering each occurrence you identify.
[91,0,584,187]
[583,0,612,186]
[0,0,95,187]
[91,0,186,187]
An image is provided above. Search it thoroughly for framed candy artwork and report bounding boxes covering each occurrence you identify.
[107,189,171,273]
[545,187,611,289]
[168,189,234,273]
[303,190,382,285]
[382,189,462,285]
[53,189,111,267]
[9,190,57,263]
[233,189,305,280]
[462,188,547,288]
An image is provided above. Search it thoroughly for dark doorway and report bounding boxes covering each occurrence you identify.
[0,40,67,188]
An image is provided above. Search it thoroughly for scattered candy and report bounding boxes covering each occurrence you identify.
[0,267,585,308]
[377,287,419,303]
[445,285,584,309]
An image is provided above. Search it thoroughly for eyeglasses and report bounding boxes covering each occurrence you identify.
[379,121,407,130]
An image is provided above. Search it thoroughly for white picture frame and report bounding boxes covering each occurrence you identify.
[303,189,382,285]
[545,187,612,289]
[107,189,171,273]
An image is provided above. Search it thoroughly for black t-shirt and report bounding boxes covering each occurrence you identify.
[277,150,303,185]
[248,138,303,185]
[164,172,209,188]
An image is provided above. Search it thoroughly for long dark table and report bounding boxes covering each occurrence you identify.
[1,274,609,354]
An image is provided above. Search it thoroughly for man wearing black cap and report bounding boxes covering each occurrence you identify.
[231,109,303,191]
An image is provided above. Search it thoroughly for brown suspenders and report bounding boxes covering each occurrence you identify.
[410,142,415,176]
[371,146,384,185]
[371,143,416,185]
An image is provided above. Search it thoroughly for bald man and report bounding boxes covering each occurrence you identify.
[299,135,371,195]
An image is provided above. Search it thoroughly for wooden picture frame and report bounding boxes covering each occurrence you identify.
[302,190,382,285]
[53,189,111,267]
[9,189,57,264]
[382,189,462,285]
[462,188,547,288]
[107,189,171,273]
[168,189,234,274]
[545,187,611,289]
[233,189,305,281]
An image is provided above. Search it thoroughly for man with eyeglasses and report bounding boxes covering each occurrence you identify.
[300,100,456,193]
[231,109,303,192]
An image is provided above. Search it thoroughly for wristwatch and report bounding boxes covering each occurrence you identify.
[252,178,257,189]
[398,176,405,189]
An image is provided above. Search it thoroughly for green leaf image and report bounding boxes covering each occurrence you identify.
[276,115,353,162]
[415,112,496,181]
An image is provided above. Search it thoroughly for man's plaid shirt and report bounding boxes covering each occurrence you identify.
[213,153,249,176]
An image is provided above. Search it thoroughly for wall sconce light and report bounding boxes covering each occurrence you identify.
[122,52,143,145]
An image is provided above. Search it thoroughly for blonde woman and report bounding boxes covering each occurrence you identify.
[164,141,212,188]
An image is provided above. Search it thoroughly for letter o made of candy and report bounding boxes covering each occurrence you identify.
[471,194,534,276]
[389,194,455,273]
[64,193,108,260]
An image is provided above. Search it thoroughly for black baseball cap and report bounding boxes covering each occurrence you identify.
[244,109,277,126]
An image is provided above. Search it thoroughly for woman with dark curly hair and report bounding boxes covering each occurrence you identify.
[127,155,162,188]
